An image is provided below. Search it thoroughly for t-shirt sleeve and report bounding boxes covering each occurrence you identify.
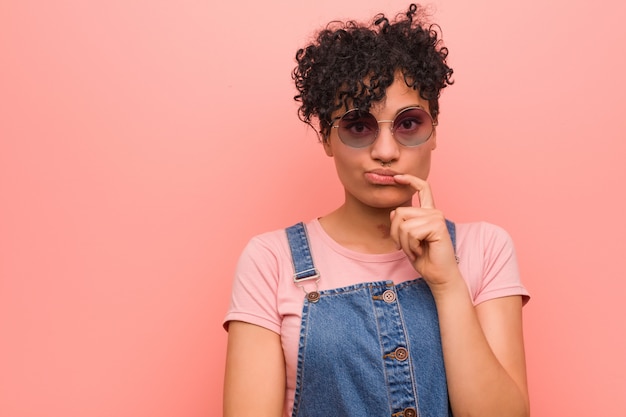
[471,222,530,306]
[223,236,283,334]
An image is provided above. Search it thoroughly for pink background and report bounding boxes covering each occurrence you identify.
[1,0,625,415]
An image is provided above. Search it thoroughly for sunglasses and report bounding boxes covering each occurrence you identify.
[330,106,437,148]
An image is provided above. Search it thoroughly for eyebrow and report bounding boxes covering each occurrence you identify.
[395,104,424,113]
[331,104,428,123]
[369,104,426,118]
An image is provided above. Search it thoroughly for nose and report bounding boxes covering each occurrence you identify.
[370,120,400,163]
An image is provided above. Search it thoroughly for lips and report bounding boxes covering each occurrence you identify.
[364,169,400,185]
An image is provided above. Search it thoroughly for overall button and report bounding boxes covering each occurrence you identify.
[404,407,417,417]
[394,347,408,361]
[382,290,396,303]
[306,291,320,303]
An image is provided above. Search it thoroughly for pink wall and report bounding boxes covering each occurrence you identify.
[1,0,625,415]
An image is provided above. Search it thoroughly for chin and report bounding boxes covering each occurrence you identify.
[362,194,413,209]
[345,184,415,209]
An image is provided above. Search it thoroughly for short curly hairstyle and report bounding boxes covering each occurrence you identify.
[293,3,454,141]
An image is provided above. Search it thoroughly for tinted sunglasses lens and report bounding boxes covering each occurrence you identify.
[337,110,378,148]
[393,108,434,146]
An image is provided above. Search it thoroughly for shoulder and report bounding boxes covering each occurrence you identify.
[226,226,297,333]
[237,221,317,276]
[454,221,529,305]
[240,226,292,262]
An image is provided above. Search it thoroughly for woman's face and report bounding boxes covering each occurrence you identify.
[323,76,437,210]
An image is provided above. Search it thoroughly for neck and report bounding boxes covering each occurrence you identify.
[319,197,412,254]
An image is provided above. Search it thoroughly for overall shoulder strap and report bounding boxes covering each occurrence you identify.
[445,219,459,262]
[285,222,320,283]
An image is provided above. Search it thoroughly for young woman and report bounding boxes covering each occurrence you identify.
[223,4,530,417]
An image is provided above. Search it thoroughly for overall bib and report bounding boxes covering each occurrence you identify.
[285,221,457,417]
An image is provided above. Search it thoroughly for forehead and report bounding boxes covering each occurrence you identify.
[369,81,430,115]
[330,72,432,119]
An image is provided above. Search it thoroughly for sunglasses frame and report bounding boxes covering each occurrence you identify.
[330,106,437,148]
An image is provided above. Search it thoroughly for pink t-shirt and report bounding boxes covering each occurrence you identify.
[224,219,529,416]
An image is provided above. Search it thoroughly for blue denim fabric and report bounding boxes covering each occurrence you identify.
[285,221,456,417]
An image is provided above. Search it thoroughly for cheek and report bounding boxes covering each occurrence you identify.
[331,150,362,182]
[406,150,432,179]
[333,155,356,178]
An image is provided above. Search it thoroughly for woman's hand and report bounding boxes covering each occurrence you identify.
[389,174,459,288]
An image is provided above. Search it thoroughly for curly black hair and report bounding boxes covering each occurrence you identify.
[293,3,454,141]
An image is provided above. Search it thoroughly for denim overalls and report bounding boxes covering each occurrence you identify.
[285,221,457,417]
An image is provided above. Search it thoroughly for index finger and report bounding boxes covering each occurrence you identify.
[393,174,435,208]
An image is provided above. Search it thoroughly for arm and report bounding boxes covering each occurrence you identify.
[223,321,285,417]
[390,174,529,417]
[432,280,529,417]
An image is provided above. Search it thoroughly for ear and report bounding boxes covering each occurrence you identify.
[322,137,334,156]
